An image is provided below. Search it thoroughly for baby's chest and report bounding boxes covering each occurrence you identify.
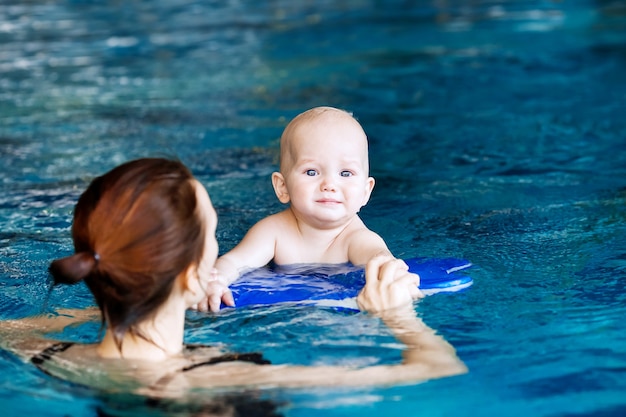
[274,238,349,265]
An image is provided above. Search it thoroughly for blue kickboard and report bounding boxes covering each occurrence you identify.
[226,257,473,309]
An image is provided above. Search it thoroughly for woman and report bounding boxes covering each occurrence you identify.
[0,158,466,395]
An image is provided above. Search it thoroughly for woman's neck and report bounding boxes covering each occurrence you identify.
[97,296,187,362]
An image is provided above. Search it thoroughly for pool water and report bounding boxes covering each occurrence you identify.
[1,0,626,416]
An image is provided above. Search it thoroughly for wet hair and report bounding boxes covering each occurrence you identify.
[49,158,205,352]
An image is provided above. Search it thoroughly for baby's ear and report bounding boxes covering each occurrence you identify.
[361,176,375,206]
[271,172,290,204]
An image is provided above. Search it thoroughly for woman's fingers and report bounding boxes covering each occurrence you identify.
[358,257,421,312]
[395,271,423,300]
[364,254,388,282]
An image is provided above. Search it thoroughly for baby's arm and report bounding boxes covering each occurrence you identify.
[216,215,283,283]
[194,215,281,312]
[346,228,394,267]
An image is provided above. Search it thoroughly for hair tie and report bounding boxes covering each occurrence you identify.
[93,252,101,264]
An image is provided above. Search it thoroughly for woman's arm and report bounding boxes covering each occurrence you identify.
[2,307,100,333]
[0,307,100,361]
[274,310,466,387]
[357,256,465,378]
[297,256,465,385]
[180,257,465,390]
[179,307,465,390]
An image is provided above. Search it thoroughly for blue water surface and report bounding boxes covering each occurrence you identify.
[1,0,626,416]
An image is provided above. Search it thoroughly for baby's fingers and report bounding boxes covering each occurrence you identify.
[208,294,222,313]
[192,297,210,312]
[221,290,235,308]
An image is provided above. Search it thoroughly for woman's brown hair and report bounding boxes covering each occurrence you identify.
[49,158,205,351]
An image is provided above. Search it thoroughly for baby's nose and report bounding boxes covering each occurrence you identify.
[320,177,336,191]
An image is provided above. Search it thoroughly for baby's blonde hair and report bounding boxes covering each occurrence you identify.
[279,106,369,173]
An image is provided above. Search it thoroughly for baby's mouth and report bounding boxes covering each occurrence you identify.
[316,198,341,205]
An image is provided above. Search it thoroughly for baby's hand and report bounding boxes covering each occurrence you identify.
[192,269,235,313]
[357,256,422,313]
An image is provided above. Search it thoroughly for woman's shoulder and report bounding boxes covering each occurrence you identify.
[30,342,232,393]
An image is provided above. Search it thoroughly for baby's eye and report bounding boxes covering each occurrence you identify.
[305,169,318,176]
[340,170,353,177]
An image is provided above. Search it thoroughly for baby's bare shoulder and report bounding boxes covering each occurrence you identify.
[342,217,378,238]
[242,211,297,246]
[348,227,385,244]
[256,210,296,230]
[256,211,291,229]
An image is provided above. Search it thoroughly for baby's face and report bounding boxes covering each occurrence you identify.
[279,113,374,228]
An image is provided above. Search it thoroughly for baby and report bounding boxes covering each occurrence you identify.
[200,106,420,311]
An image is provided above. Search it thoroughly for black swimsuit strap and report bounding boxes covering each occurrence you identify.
[31,341,271,390]
[31,342,75,375]
[151,351,271,390]
[181,352,271,372]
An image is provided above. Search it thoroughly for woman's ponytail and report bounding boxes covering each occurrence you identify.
[49,251,98,285]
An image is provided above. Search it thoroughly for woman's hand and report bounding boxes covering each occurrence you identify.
[356,255,422,313]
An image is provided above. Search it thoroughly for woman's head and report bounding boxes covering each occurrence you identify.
[49,158,217,349]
